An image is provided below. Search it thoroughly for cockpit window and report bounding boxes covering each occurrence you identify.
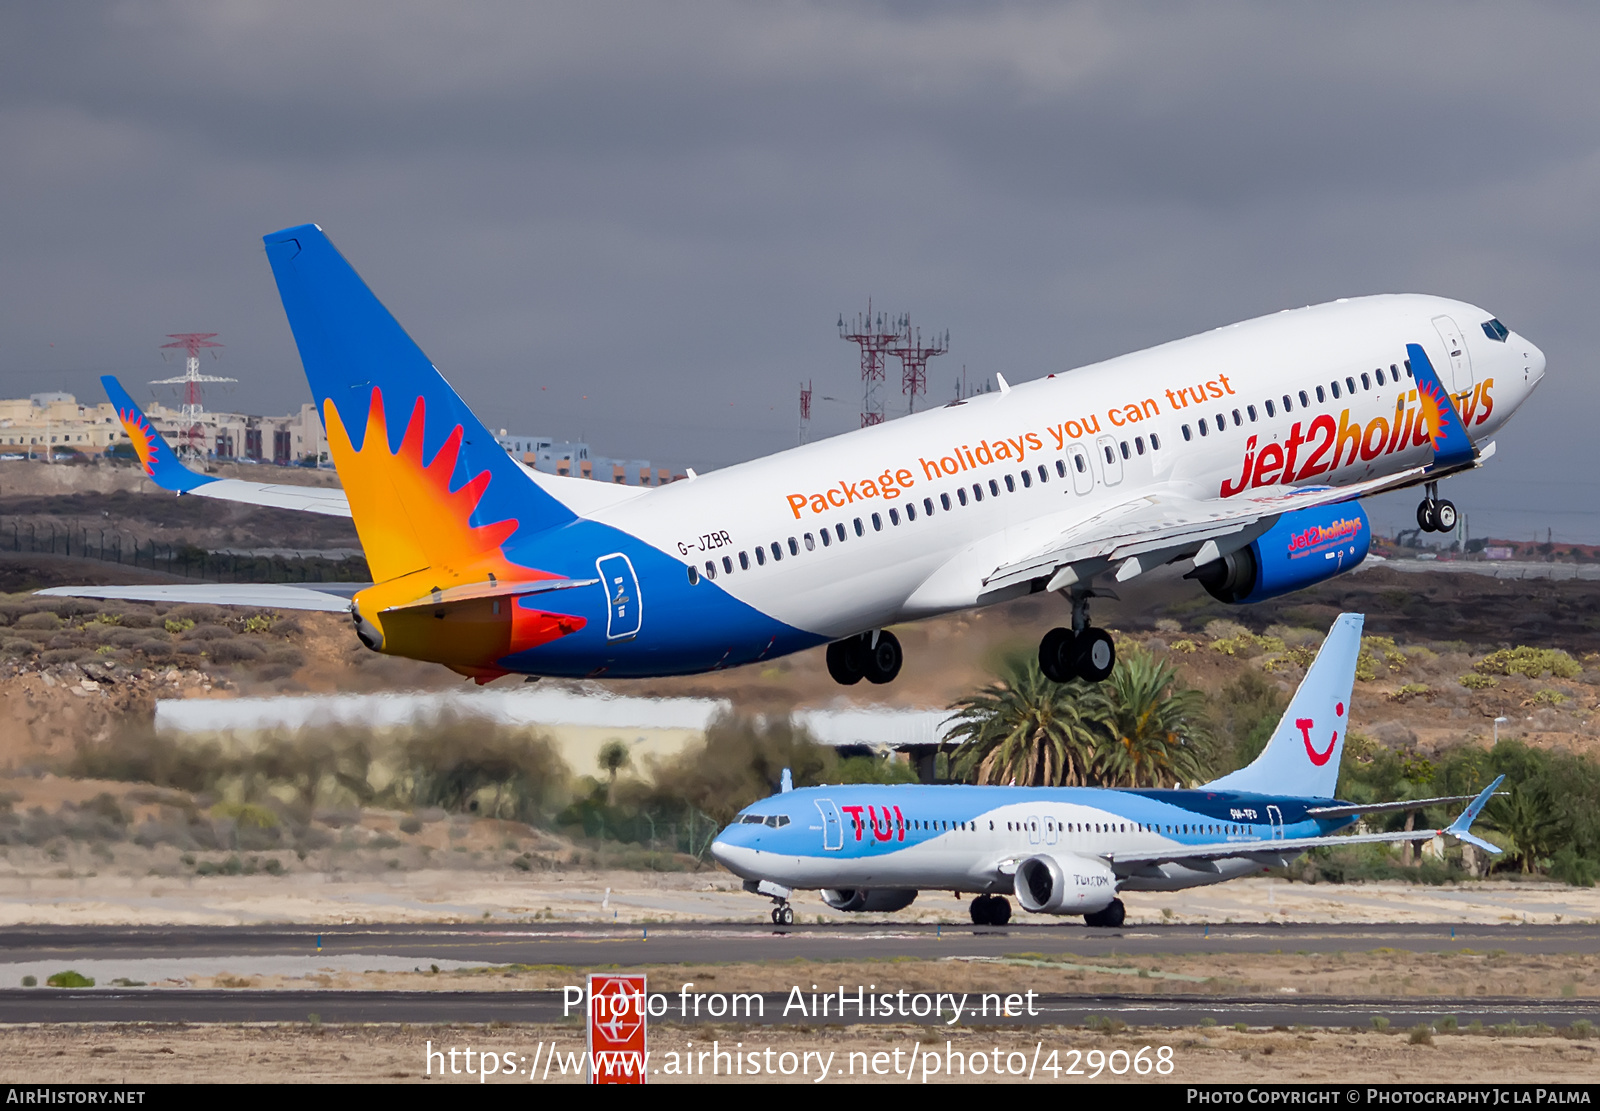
[1481,318,1509,342]
[739,814,790,827]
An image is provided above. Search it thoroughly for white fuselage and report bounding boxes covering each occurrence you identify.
[594,295,1543,638]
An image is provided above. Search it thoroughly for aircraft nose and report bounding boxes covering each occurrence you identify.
[1525,338,1546,385]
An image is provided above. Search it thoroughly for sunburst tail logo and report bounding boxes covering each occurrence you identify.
[117,407,160,477]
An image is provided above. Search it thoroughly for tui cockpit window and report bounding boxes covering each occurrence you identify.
[739,814,790,827]
[1481,318,1509,342]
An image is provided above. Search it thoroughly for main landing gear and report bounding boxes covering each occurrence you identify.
[770,901,795,926]
[826,630,903,686]
[969,894,1012,926]
[1039,589,1116,684]
[1083,898,1126,929]
[1416,481,1458,533]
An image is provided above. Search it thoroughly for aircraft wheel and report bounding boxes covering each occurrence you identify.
[780,904,794,925]
[1434,500,1458,531]
[771,906,782,924]
[826,640,865,685]
[969,895,991,926]
[1416,500,1438,532]
[1084,898,1126,928]
[1038,627,1074,683]
[989,896,1011,926]
[1072,627,1116,683]
[864,631,903,685]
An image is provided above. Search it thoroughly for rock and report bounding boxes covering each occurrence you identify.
[1368,720,1417,747]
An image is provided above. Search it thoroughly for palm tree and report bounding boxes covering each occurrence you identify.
[945,654,1106,786]
[1094,648,1213,789]
[597,739,631,804]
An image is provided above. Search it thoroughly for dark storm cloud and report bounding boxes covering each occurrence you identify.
[0,2,1594,536]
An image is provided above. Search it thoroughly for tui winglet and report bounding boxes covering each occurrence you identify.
[1445,774,1505,855]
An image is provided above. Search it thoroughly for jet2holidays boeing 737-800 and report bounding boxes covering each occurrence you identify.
[47,224,1544,686]
[712,614,1506,927]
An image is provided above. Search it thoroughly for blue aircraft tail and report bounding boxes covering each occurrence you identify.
[261,225,575,580]
[1203,613,1364,798]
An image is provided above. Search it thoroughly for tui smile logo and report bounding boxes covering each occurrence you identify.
[1296,700,1344,766]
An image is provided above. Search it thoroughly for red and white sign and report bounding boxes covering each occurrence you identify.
[587,973,647,1085]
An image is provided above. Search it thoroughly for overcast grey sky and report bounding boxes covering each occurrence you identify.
[1,2,1595,539]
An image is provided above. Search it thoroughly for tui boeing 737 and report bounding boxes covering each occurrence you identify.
[710,614,1506,927]
[46,225,1544,685]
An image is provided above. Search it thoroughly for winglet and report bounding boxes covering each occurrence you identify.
[100,375,214,493]
[1445,774,1505,855]
[1405,344,1477,469]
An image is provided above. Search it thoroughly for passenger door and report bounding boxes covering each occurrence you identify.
[596,553,642,642]
[1266,804,1285,840]
[815,799,843,851]
[1431,315,1474,393]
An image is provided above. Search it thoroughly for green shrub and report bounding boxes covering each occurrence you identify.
[1475,647,1581,680]
[21,975,35,987]
[46,970,94,988]
[1459,674,1496,690]
[1408,1025,1433,1045]
[1550,849,1599,887]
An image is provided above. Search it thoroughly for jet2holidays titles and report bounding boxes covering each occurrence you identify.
[781,373,1499,517]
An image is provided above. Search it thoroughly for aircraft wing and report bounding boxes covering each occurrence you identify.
[34,583,360,613]
[1301,794,1503,820]
[982,467,1423,594]
[102,375,354,517]
[1104,777,1504,873]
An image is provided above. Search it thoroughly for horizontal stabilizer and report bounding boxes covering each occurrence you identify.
[35,583,360,613]
[377,575,598,614]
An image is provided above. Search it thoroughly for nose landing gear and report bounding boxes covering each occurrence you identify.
[1416,481,1458,533]
[769,901,795,926]
[1038,588,1116,683]
[826,630,903,685]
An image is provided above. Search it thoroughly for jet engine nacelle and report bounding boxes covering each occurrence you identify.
[821,888,918,913]
[1013,853,1117,915]
[1189,503,1370,605]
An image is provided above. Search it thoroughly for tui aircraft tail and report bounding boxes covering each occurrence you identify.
[262,225,575,586]
[1202,613,1363,799]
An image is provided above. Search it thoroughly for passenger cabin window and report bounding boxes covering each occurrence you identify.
[723,555,734,573]
[1119,441,1130,459]
[755,547,765,566]
[956,488,967,506]
[1247,405,1257,421]
[1055,459,1067,478]
[687,565,699,585]
[1134,436,1145,455]
[1346,376,1357,394]
[1265,399,1276,417]
[705,560,717,579]
[819,529,831,547]
[1104,444,1116,463]
[1020,470,1032,488]
[1375,368,1385,385]
[1361,372,1370,390]
[1005,474,1016,492]
[1150,433,1162,450]
[905,503,916,521]
[1232,408,1242,424]
[770,542,782,561]
[1316,385,1326,403]
[804,533,815,551]
[889,507,900,525]
[988,479,999,496]
[1281,394,1292,412]
[941,493,952,510]
[924,497,935,515]
[787,537,798,555]
[1330,381,1340,399]
[1074,454,1087,473]
[971,484,983,502]
[871,512,882,531]
[1298,389,1309,407]
[738,551,750,570]
[835,523,847,542]
[1182,424,1192,441]
[853,518,864,536]
[1198,418,1209,436]
[1037,464,1048,482]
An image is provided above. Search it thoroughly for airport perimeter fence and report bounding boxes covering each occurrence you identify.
[0,518,370,584]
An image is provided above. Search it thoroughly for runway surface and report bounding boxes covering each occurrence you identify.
[0,921,1593,968]
[0,988,1592,1030]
